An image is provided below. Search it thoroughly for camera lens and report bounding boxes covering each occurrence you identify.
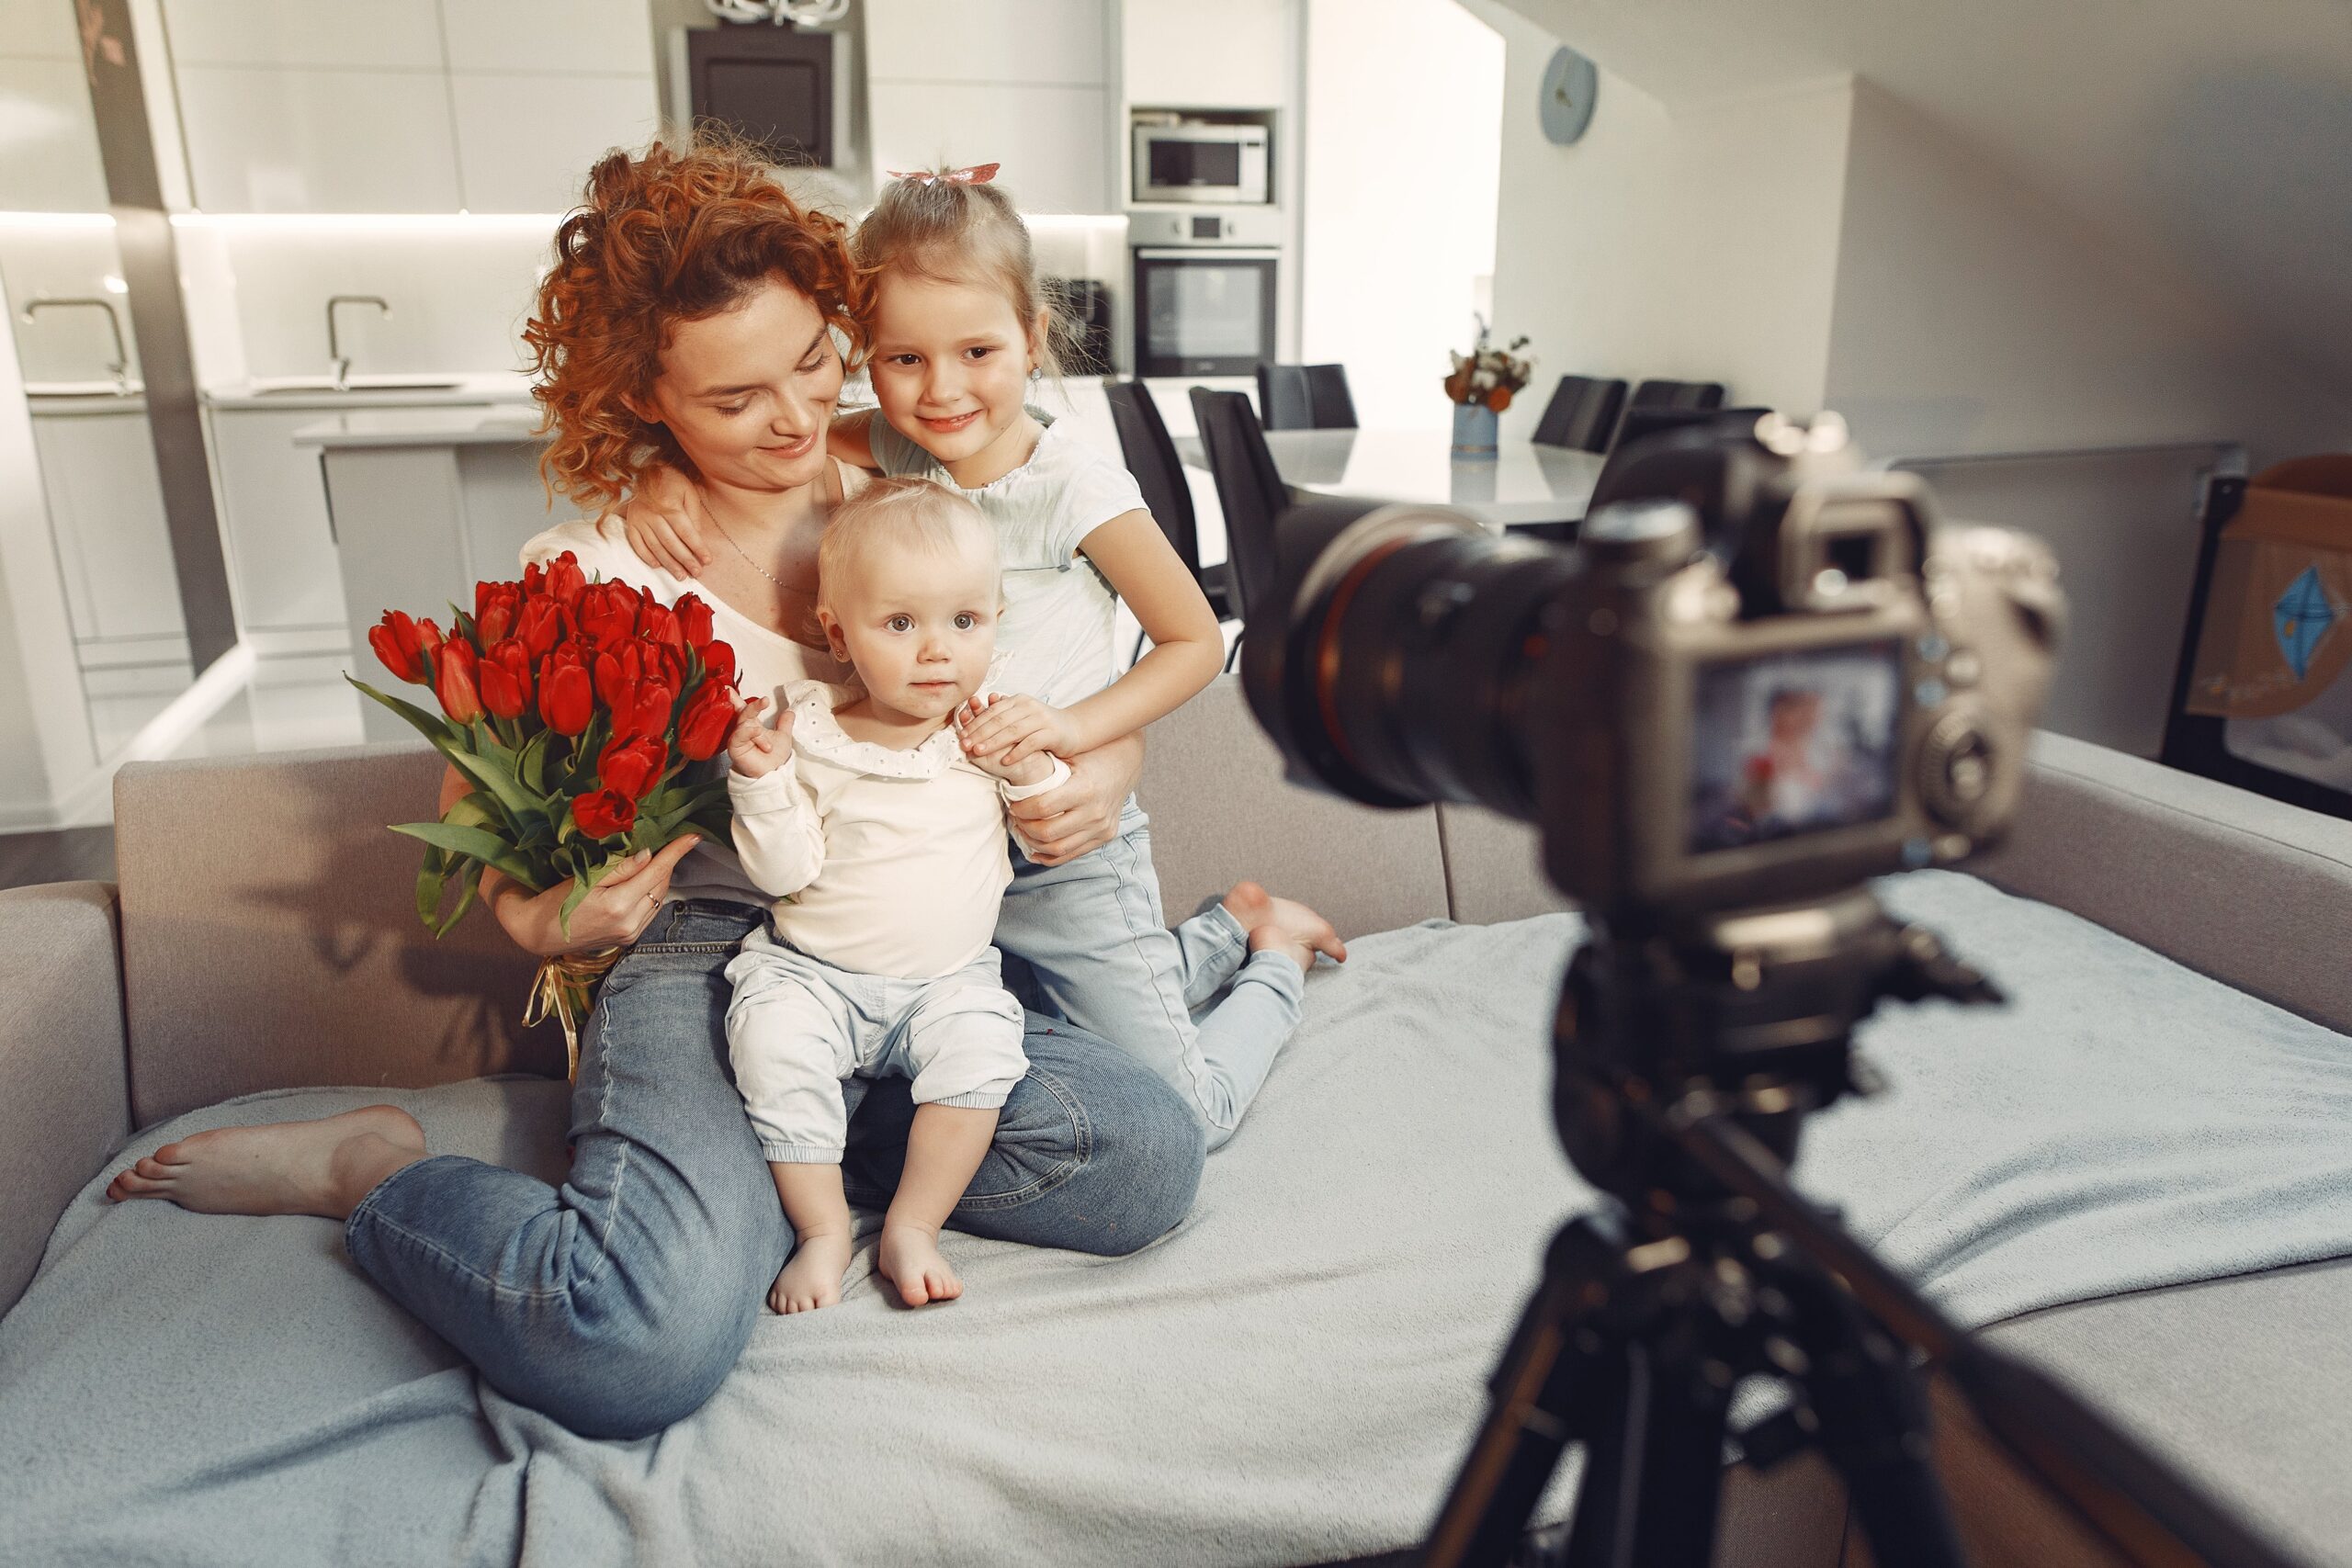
[1241,501,1585,820]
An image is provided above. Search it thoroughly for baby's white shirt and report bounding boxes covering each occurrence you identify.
[728,681,1068,979]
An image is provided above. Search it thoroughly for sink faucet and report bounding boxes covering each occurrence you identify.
[326,294,391,389]
[22,298,131,393]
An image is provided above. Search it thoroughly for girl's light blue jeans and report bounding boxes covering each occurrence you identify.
[343,898,1204,1441]
[997,801,1306,1152]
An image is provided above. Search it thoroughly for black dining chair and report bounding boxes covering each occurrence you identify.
[1590,405,1775,513]
[1532,375,1629,453]
[1254,362,1358,430]
[1103,380,1236,664]
[1627,378,1727,413]
[1189,387,1289,670]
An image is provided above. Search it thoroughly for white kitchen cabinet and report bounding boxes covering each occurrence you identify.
[160,0,446,70]
[175,66,463,213]
[868,82,1111,213]
[0,58,109,211]
[206,407,356,641]
[28,409,186,658]
[864,0,1107,86]
[1123,0,1295,108]
[437,0,656,75]
[449,72,661,212]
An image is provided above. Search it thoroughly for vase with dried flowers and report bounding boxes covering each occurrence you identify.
[1443,315,1533,460]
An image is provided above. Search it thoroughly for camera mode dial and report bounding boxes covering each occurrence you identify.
[1917,708,1996,829]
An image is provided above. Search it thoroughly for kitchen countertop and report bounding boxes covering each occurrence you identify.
[292,404,550,450]
[205,371,536,412]
[25,386,149,418]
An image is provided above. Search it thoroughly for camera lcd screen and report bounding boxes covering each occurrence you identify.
[1689,642,1903,854]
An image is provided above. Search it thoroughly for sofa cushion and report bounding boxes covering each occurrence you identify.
[7,875,2351,1566]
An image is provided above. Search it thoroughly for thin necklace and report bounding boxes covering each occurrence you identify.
[711,511,792,591]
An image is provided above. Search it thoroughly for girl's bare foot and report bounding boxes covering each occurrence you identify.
[768,1230,853,1314]
[876,1223,962,1307]
[103,1104,426,1221]
[1229,881,1348,973]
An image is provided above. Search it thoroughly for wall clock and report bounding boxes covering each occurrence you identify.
[1540,46,1599,145]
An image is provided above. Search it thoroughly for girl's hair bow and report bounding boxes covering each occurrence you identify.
[887,163,1000,186]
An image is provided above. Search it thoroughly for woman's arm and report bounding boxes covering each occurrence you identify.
[956,510,1223,766]
[827,407,879,470]
[1002,730,1145,865]
[439,763,701,955]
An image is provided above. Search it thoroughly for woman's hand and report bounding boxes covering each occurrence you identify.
[1005,732,1143,865]
[484,835,703,956]
[616,462,712,577]
[956,694,1084,769]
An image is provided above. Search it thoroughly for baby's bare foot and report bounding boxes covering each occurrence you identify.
[1238,885,1349,974]
[876,1224,962,1307]
[769,1230,853,1314]
[103,1105,425,1220]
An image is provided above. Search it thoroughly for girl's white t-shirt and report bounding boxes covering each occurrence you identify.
[867,412,1147,710]
[516,460,865,905]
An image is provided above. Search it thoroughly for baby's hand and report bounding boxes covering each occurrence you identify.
[616,462,710,578]
[727,696,795,779]
[956,692,1077,773]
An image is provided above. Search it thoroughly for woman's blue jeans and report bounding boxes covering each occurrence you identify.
[344,900,1204,1440]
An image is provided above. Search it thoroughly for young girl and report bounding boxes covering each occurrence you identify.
[623,166,1346,1151]
[723,478,1066,1314]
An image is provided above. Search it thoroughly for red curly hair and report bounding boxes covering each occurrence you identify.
[526,138,871,510]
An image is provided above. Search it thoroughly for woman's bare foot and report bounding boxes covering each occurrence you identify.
[768,1230,854,1314]
[876,1222,962,1307]
[1227,880,1349,973]
[103,1104,426,1220]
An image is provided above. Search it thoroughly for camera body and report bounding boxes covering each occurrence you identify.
[1243,413,2064,929]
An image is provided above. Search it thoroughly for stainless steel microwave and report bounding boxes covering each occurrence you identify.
[1132,121,1271,205]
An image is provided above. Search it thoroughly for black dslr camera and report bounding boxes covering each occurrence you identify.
[1245,415,2297,1568]
[1242,411,2064,928]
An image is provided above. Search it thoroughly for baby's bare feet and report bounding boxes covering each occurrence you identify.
[103,1105,425,1220]
[1232,882,1348,974]
[876,1223,962,1307]
[769,1230,854,1314]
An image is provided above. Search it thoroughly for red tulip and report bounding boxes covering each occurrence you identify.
[675,593,714,650]
[479,637,533,720]
[677,679,738,761]
[475,581,521,646]
[418,617,445,660]
[514,595,566,659]
[432,637,484,725]
[598,735,668,800]
[638,600,684,651]
[546,552,586,608]
[538,646,593,735]
[577,582,638,648]
[700,638,737,688]
[368,610,432,684]
[522,560,546,598]
[593,642,644,711]
[571,788,637,840]
[612,678,674,741]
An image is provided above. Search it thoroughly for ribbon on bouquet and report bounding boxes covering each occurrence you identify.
[523,947,626,1081]
[887,163,999,186]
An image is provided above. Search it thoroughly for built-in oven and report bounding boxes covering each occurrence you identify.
[1132,120,1271,206]
[1132,249,1279,378]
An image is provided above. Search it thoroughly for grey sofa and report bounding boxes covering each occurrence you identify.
[3,678,2348,1566]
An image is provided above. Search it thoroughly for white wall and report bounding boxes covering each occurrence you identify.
[1478,2,1851,441]
[1822,83,2352,468]
[1297,0,1504,431]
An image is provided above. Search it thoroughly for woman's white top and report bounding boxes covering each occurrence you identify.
[729,680,1068,978]
[517,460,867,905]
[867,412,1147,710]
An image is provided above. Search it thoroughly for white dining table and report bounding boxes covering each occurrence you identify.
[1176,427,1606,531]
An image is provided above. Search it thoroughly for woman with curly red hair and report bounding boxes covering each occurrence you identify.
[104,140,1204,1440]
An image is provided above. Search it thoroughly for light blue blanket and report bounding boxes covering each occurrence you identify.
[3,871,2347,1566]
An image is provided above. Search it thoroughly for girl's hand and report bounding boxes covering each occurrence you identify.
[616,462,712,577]
[727,695,794,779]
[1004,733,1143,865]
[956,693,1080,769]
[486,835,703,956]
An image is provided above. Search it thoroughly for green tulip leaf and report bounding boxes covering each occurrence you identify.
[346,675,456,750]
[414,845,449,929]
[391,821,541,887]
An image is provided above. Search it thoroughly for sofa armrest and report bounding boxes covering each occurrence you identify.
[0,882,130,1316]
[1970,732,2352,1034]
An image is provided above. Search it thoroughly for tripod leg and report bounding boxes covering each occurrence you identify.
[1421,1222,1621,1568]
[1563,1338,1732,1568]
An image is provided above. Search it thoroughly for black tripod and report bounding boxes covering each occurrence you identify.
[1421,888,1999,1568]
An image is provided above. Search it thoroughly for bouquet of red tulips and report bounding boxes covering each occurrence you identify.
[351,550,739,938]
